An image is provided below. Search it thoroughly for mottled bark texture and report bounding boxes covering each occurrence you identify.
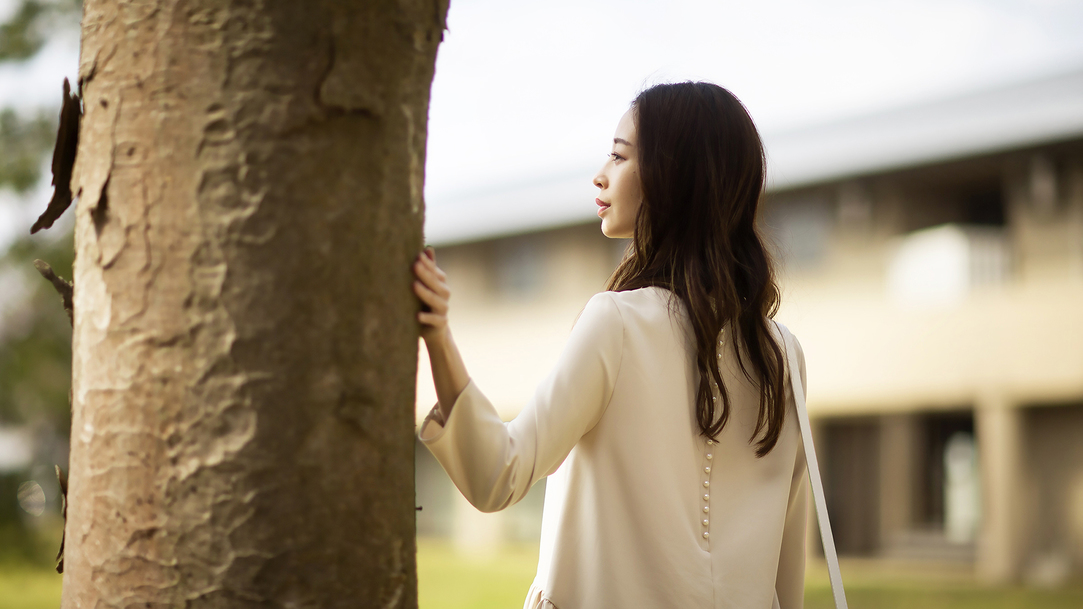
[63,1,447,607]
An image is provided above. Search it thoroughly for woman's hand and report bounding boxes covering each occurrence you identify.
[412,246,470,424]
[413,247,451,345]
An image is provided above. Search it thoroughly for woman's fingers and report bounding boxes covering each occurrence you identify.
[414,259,449,298]
[418,252,447,283]
[413,248,451,333]
[413,280,448,314]
[417,311,446,327]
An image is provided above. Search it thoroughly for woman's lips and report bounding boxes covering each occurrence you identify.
[596,198,610,217]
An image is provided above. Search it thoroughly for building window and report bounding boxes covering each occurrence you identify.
[962,185,1006,226]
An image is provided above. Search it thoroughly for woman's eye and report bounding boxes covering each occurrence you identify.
[609,152,624,162]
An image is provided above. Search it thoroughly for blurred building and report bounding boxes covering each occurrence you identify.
[414,68,1083,584]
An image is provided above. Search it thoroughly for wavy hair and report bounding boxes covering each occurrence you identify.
[605,82,786,456]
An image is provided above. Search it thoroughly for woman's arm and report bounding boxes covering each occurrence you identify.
[412,245,625,513]
[419,292,624,512]
[413,247,470,423]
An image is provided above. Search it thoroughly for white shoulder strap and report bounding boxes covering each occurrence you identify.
[782,328,848,609]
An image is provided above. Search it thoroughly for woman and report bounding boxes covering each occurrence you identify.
[412,82,809,609]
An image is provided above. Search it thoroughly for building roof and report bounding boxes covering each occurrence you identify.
[425,67,1083,246]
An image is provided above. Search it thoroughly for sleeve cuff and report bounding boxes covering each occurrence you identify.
[418,403,447,442]
[418,379,479,444]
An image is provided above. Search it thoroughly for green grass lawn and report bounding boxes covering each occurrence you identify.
[2,540,1082,609]
[418,539,538,609]
[0,565,61,609]
[802,558,1083,609]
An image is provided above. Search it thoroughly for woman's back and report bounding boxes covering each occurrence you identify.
[422,287,808,609]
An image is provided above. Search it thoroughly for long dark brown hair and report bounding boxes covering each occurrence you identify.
[605,82,786,457]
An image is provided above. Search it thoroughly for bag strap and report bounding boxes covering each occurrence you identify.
[781,328,848,609]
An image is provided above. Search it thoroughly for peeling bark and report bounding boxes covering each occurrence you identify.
[63,1,447,607]
[30,78,81,234]
[55,464,68,573]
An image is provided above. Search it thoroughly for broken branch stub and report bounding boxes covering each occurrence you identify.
[33,259,74,326]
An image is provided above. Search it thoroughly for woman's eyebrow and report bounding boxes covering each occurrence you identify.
[613,137,634,147]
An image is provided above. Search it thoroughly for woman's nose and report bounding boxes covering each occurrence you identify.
[593,169,606,190]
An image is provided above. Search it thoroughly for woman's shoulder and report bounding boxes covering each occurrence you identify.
[586,287,685,336]
[769,319,802,351]
[577,287,670,331]
[599,285,674,311]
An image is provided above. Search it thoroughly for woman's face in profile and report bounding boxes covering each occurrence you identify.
[593,109,643,239]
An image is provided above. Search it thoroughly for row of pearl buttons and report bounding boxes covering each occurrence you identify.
[706,337,722,539]
[702,438,714,539]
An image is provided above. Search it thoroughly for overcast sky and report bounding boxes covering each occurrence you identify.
[2,0,1083,213]
[424,0,1083,199]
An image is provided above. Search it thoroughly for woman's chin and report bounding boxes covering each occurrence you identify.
[601,220,631,239]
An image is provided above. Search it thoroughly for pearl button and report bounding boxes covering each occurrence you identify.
[703,493,710,501]
[712,396,717,401]
[706,453,713,460]
[703,506,709,513]
[717,353,721,359]
[704,466,711,474]
[703,480,710,488]
[703,519,709,526]
[703,532,710,539]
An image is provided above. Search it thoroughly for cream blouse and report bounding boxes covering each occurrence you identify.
[419,286,808,609]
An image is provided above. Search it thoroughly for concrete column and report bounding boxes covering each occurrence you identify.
[879,414,917,549]
[975,394,1024,583]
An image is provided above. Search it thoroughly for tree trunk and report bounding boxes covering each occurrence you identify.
[63,1,447,606]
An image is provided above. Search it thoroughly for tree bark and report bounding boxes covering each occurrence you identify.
[63,1,447,606]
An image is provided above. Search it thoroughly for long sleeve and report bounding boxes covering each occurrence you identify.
[775,332,809,609]
[419,292,625,513]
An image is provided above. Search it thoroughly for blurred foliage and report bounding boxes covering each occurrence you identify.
[0,0,79,430]
[0,0,81,562]
[0,233,74,433]
[0,0,46,60]
[0,0,83,195]
[0,108,54,192]
[0,0,82,61]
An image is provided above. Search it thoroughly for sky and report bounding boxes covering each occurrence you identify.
[423,0,1083,199]
[1,0,1083,237]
